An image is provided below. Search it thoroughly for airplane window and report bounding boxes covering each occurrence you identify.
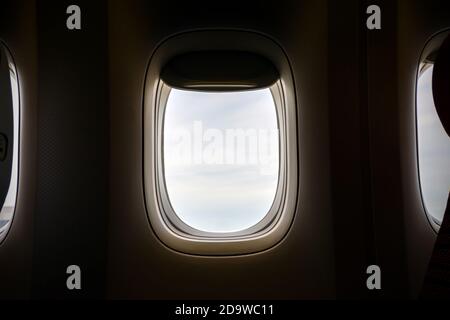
[163,88,279,233]
[417,63,450,226]
[0,46,19,242]
[144,35,298,255]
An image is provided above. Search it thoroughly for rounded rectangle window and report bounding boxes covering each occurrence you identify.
[417,31,450,230]
[144,31,298,255]
[0,42,19,243]
[163,87,280,234]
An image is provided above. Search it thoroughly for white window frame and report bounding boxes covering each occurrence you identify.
[0,42,20,244]
[416,29,450,232]
[143,31,298,255]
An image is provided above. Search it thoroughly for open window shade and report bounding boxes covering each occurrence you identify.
[433,35,450,136]
[0,45,14,209]
[160,51,279,91]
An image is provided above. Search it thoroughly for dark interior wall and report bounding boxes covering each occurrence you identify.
[106,0,335,299]
[0,0,38,299]
[31,0,109,298]
[397,0,450,298]
[327,0,450,299]
[326,0,450,299]
[0,0,446,300]
[327,0,410,299]
[366,0,410,298]
[328,0,377,298]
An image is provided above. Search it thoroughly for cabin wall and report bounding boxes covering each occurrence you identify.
[398,0,450,298]
[0,0,448,300]
[366,0,410,299]
[107,0,335,299]
[30,0,109,298]
[0,0,38,299]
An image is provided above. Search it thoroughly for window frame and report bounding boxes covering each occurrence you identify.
[156,81,285,238]
[143,30,299,256]
[416,29,450,232]
[0,42,20,244]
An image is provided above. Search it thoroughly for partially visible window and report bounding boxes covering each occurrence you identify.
[163,88,279,233]
[417,63,450,226]
[0,45,19,242]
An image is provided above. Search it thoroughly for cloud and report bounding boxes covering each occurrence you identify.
[163,88,280,233]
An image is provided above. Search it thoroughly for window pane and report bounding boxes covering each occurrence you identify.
[163,88,279,233]
[417,65,450,225]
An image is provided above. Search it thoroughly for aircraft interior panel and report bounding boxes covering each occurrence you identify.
[0,0,450,304]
